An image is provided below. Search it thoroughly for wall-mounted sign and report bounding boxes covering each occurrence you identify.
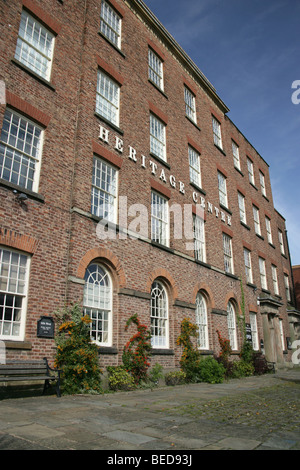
[37,316,55,339]
[245,323,252,343]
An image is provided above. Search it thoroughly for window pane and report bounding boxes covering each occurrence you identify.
[189,146,201,187]
[91,157,117,221]
[0,248,28,340]
[185,87,196,122]
[148,49,163,89]
[196,293,209,349]
[218,172,227,207]
[150,114,166,161]
[194,216,205,262]
[83,264,112,345]
[96,70,120,126]
[151,192,168,245]
[212,116,222,148]
[227,301,237,350]
[15,10,54,80]
[100,0,121,48]
[151,281,168,348]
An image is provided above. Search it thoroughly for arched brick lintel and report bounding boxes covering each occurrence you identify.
[191,282,216,309]
[146,268,178,300]
[77,248,126,289]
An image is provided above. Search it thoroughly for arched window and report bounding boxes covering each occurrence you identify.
[195,293,209,350]
[150,281,168,348]
[227,300,237,350]
[83,263,112,346]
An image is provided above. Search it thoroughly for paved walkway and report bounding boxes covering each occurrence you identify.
[0,369,299,451]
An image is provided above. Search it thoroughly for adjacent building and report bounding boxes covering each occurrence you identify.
[0,0,299,369]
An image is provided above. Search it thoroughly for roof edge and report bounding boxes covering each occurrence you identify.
[127,0,230,114]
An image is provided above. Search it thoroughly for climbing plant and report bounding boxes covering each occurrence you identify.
[122,314,152,385]
[54,304,102,395]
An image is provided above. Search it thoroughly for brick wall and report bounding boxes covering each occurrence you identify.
[0,0,296,367]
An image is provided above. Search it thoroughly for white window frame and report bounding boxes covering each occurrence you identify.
[265,216,273,245]
[189,146,201,188]
[150,281,169,349]
[0,108,44,193]
[244,248,253,284]
[278,230,285,255]
[279,319,285,351]
[91,156,118,223]
[247,158,255,185]
[83,263,113,347]
[96,70,120,127]
[253,205,261,236]
[185,87,197,123]
[194,215,206,263]
[148,48,164,90]
[218,171,228,208]
[150,114,166,161]
[259,171,267,197]
[196,293,209,350]
[232,140,240,170]
[284,274,291,302]
[223,233,234,274]
[227,301,237,351]
[272,265,279,295]
[238,192,247,224]
[151,191,169,246]
[250,312,259,351]
[100,0,122,49]
[212,116,222,149]
[0,247,30,341]
[15,10,55,81]
[259,257,268,290]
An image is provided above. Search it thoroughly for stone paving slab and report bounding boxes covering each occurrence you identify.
[0,369,299,451]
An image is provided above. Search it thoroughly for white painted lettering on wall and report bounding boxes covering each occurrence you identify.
[98,124,232,226]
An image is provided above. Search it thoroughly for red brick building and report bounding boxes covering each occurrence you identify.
[1,0,299,369]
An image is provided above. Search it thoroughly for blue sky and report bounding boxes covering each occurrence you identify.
[144,0,300,266]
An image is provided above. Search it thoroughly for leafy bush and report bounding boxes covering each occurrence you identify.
[165,370,186,386]
[239,341,254,364]
[122,314,152,385]
[148,363,164,385]
[196,357,225,384]
[107,366,135,391]
[231,360,254,378]
[177,318,201,382]
[54,304,102,395]
[214,355,234,379]
[252,352,271,375]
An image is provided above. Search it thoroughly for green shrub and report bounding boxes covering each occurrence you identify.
[231,360,254,378]
[122,314,152,385]
[196,357,225,384]
[107,366,135,391]
[177,318,201,383]
[149,363,164,385]
[165,370,186,386]
[54,304,102,395]
[239,341,254,364]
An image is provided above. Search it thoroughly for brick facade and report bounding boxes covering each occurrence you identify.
[0,0,298,368]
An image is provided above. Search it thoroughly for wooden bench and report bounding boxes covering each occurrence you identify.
[0,357,61,397]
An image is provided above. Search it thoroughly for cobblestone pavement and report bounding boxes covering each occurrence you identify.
[0,369,299,451]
